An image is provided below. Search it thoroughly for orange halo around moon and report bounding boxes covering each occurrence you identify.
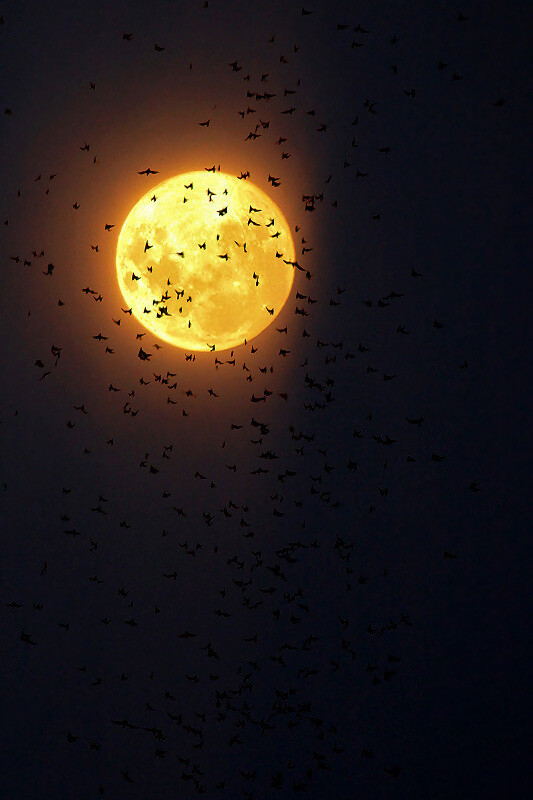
[116,171,295,352]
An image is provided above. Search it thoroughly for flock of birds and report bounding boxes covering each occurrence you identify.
[0,4,499,798]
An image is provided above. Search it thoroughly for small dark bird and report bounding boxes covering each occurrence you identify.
[384,765,402,779]
[444,549,458,559]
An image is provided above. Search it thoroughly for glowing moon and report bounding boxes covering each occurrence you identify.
[116,171,295,351]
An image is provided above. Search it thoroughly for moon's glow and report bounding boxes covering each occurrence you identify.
[116,172,295,351]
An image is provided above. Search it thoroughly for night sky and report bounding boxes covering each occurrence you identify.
[1,1,531,798]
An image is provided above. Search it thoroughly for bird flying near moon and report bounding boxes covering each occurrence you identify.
[116,171,295,351]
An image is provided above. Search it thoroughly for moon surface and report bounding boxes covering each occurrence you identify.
[116,171,296,352]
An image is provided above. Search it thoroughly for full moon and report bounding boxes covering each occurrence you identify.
[116,171,296,352]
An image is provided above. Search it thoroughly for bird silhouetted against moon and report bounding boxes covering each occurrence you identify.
[116,171,295,351]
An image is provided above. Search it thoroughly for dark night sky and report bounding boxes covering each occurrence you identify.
[1,1,531,798]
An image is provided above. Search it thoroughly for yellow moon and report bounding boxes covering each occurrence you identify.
[116,171,295,351]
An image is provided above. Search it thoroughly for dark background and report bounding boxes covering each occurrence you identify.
[1,1,531,798]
